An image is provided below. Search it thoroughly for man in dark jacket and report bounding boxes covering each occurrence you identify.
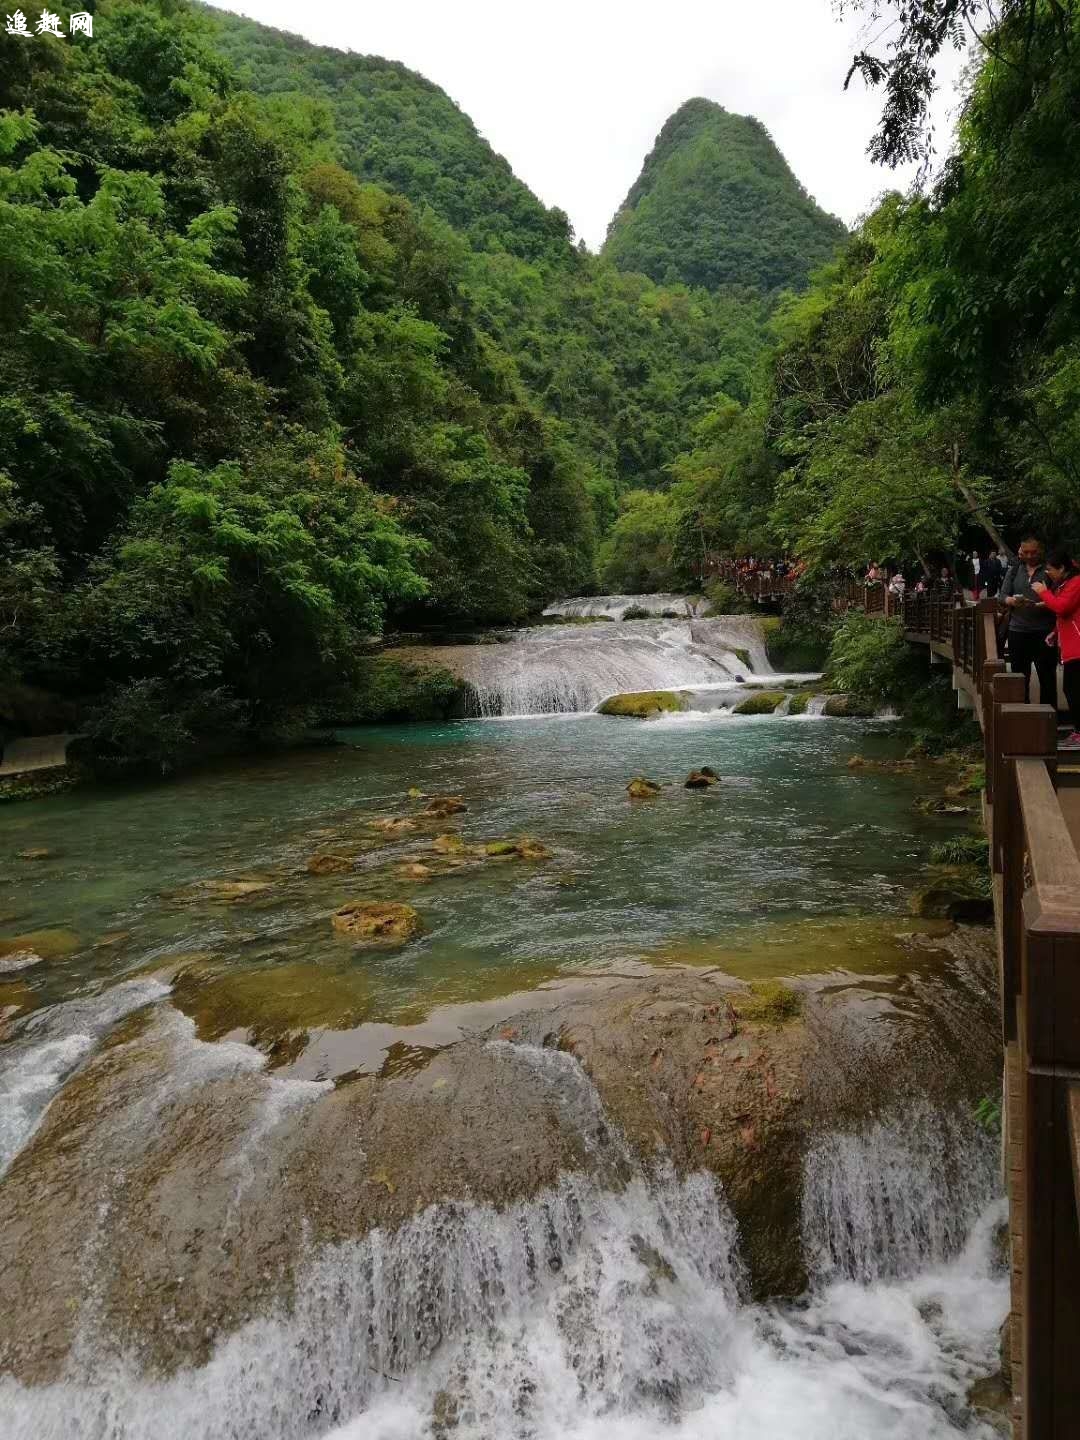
[981,550,1005,597]
[998,538,1059,706]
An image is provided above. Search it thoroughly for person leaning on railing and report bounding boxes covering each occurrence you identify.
[1032,547,1080,748]
[998,537,1059,707]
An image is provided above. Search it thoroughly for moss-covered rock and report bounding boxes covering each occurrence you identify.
[733,691,786,716]
[910,864,993,923]
[0,928,80,961]
[331,900,421,943]
[786,693,811,716]
[822,694,877,718]
[730,981,803,1024]
[597,691,689,718]
[483,838,552,861]
[626,777,663,799]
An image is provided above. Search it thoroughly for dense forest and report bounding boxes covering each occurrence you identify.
[4,0,1076,764]
[602,98,847,293]
[0,0,832,762]
[602,2,1080,595]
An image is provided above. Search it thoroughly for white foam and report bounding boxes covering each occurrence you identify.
[0,978,170,1174]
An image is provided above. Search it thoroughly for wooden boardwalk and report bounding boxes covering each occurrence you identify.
[838,585,1080,1440]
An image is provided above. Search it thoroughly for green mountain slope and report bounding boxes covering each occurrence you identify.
[603,98,847,292]
[205,8,773,492]
[209,7,573,261]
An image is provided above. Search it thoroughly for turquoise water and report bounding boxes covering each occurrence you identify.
[2,712,960,1047]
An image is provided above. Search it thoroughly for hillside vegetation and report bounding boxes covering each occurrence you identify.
[603,99,847,293]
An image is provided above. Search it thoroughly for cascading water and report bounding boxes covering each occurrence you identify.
[0,1039,1007,1440]
[802,1100,999,1285]
[543,594,707,620]
[444,616,775,716]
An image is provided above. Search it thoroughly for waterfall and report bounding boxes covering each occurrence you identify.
[442,617,773,716]
[801,1101,999,1284]
[1,1046,1007,1440]
[0,978,170,1175]
[543,594,707,620]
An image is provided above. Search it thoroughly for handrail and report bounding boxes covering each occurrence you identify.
[850,581,1080,1438]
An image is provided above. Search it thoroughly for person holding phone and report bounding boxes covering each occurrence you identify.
[998,537,1058,705]
[1032,548,1080,746]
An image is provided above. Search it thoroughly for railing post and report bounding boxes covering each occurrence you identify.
[996,701,1057,1045]
[1016,762,1080,1440]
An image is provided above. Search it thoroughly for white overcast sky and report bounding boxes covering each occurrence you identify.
[207,0,970,250]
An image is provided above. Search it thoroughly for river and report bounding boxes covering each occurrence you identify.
[0,613,1006,1438]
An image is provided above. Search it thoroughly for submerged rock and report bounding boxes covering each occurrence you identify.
[430,832,466,854]
[423,796,468,818]
[17,848,55,862]
[598,691,689,719]
[306,853,356,876]
[331,900,421,943]
[0,928,79,961]
[626,777,663,799]
[483,838,552,861]
[368,817,419,837]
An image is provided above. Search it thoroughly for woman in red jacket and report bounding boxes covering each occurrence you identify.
[1032,547,1080,746]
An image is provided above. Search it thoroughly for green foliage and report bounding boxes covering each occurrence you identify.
[703,581,749,615]
[825,614,921,702]
[603,100,847,293]
[336,657,470,723]
[597,491,680,593]
[974,1094,1003,1136]
[930,834,990,867]
[208,9,775,496]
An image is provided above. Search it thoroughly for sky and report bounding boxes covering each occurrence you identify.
[206,0,970,251]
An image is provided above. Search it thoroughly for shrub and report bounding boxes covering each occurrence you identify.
[621,605,651,621]
[824,613,921,702]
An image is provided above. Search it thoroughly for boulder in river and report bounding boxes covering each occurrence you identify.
[431,832,466,854]
[733,691,786,716]
[17,848,55,861]
[598,691,690,719]
[685,768,719,789]
[423,796,468,818]
[0,949,45,974]
[822,694,877,718]
[483,838,552,861]
[331,900,422,943]
[626,777,663,799]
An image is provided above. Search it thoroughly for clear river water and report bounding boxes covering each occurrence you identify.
[0,616,1007,1440]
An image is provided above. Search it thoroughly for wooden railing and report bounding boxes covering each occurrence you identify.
[851,586,1080,1439]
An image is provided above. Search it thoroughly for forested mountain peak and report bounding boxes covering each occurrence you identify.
[602,97,847,293]
[208,5,575,261]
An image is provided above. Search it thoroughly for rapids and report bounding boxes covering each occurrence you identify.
[0,601,1005,1438]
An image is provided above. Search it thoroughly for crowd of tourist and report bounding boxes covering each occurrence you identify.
[862,541,1080,746]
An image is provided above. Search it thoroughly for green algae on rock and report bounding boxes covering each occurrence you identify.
[626,777,663,799]
[331,900,422,943]
[598,691,689,719]
[733,691,786,716]
[822,694,877,718]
